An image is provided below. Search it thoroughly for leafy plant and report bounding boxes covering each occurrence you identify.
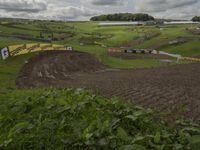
[0,89,200,149]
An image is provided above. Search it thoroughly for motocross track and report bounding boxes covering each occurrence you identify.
[108,52,172,59]
[16,51,200,121]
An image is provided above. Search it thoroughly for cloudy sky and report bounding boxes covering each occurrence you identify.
[0,0,199,20]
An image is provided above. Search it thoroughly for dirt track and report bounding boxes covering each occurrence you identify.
[16,51,200,121]
[108,52,172,60]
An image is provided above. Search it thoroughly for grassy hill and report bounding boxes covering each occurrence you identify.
[0,19,200,149]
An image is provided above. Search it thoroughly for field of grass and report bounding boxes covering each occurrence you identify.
[161,41,200,57]
[0,53,35,96]
[1,20,200,66]
[0,19,200,149]
[0,20,199,93]
[0,37,34,48]
[0,20,198,95]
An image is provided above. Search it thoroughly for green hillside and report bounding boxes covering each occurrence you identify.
[1,19,200,149]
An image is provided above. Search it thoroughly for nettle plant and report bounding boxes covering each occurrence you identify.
[0,89,200,150]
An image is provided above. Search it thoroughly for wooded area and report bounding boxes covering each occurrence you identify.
[90,13,154,21]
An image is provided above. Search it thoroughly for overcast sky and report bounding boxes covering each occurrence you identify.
[0,0,199,20]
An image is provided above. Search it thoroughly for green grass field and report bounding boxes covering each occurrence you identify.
[0,19,200,149]
[0,19,199,99]
[161,41,200,56]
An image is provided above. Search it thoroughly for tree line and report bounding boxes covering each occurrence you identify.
[192,16,200,22]
[90,13,154,21]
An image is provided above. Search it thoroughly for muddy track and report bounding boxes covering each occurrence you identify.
[108,52,172,60]
[16,51,200,121]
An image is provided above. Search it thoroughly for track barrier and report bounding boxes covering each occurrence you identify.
[1,43,73,60]
[180,57,200,62]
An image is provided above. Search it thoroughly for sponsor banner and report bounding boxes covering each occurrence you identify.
[181,57,200,62]
[9,44,26,56]
[40,44,53,50]
[27,44,40,52]
[53,45,67,50]
[107,48,121,53]
[1,47,9,60]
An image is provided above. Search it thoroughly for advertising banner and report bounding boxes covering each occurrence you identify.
[1,47,9,60]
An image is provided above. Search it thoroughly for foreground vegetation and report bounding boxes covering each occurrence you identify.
[0,89,200,149]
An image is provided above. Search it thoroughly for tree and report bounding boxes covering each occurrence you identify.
[192,16,200,22]
[90,13,155,21]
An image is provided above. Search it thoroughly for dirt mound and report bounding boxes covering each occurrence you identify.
[16,50,106,88]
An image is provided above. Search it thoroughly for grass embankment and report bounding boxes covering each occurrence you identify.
[0,53,35,97]
[0,89,200,149]
[161,41,200,57]
[1,21,199,68]
[71,45,164,69]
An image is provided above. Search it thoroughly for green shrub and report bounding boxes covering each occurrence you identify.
[0,89,200,149]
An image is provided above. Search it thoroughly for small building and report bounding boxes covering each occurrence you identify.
[107,48,121,53]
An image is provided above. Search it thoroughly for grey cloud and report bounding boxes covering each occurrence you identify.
[90,0,124,5]
[135,0,200,19]
[136,0,198,12]
[45,6,100,20]
[0,0,199,20]
[0,0,47,13]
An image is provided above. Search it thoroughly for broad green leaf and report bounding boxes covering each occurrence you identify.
[8,122,31,138]
[98,138,108,146]
[119,144,146,150]
[154,132,161,143]
[0,139,12,147]
[133,135,154,144]
[125,115,137,122]
[182,127,200,134]
[134,110,145,117]
[174,144,183,150]
[117,127,129,140]
[189,135,200,150]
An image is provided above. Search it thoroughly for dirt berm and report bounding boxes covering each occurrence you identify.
[16,50,106,88]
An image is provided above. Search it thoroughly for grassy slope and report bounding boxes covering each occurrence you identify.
[161,41,200,57]
[0,25,39,36]
[0,37,34,48]
[136,24,200,49]
[1,21,199,68]
[0,53,35,98]
[1,21,164,69]
[0,21,200,149]
[0,22,199,94]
